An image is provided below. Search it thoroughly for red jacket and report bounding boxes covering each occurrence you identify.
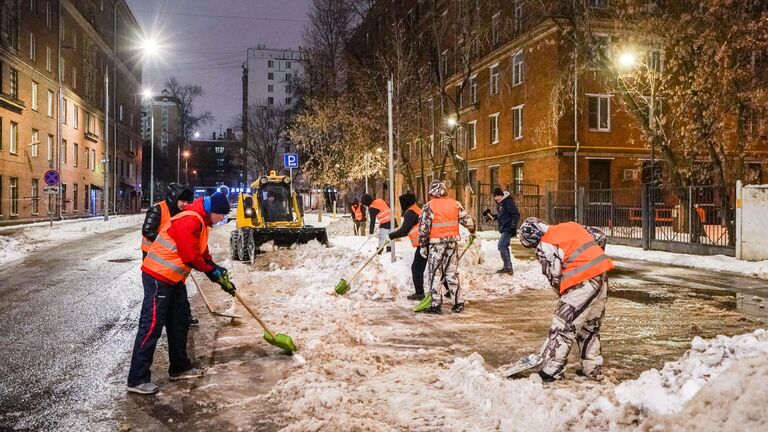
[142,197,215,284]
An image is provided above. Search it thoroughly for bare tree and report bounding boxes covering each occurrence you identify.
[165,77,214,141]
[301,0,355,98]
[237,104,294,178]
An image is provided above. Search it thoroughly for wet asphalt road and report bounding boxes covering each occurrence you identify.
[0,226,143,431]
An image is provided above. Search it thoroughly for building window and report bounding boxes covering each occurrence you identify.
[648,49,663,72]
[60,57,65,81]
[469,75,477,103]
[47,90,54,117]
[286,61,291,69]
[73,183,78,211]
[31,81,38,111]
[46,46,51,72]
[489,166,500,189]
[10,68,18,99]
[285,97,292,104]
[92,149,95,171]
[268,60,274,68]
[29,32,36,60]
[10,121,18,154]
[456,84,463,109]
[10,177,18,216]
[514,0,524,33]
[491,12,501,47]
[489,64,499,96]
[589,0,609,8]
[513,164,524,193]
[588,94,611,131]
[73,142,78,166]
[489,113,499,144]
[440,50,448,77]
[84,146,89,169]
[118,104,123,122]
[61,98,67,124]
[31,178,39,214]
[0,176,3,216]
[512,51,523,86]
[84,185,89,211]
[73,105,78,129]
[267,84,273,92]
[31,129,39,157]
[267,97,274,105]
[47,134,53,165]
[46,1,51,27]
[72,66,76,89]
[268,72,274,80]
[61,184,67,212]
[512,105,523,139]
[61,139,67,164]
[467,120,477,150]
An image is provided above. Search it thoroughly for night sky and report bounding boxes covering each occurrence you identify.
[126,0,313,138]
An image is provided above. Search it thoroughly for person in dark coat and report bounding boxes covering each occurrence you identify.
[387,193,425,300]
[141,183,193,259]
[493,187,521,274]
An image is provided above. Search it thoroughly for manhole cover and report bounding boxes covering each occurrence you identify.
[107,258,135,263]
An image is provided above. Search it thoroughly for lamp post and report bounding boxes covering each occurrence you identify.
[183,150,190,186]
[617,50,657,184]
[142,88,155,205]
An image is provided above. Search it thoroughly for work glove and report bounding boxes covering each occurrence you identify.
[205,264,227,283]
[218,272,237,296]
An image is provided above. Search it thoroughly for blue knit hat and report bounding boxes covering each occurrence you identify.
[204,191,230,215]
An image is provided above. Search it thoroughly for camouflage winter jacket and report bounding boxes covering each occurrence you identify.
[418,198,476,246]
[535,226,607,293]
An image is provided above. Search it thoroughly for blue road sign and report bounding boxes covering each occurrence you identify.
[284,153,299,169]
[43,169,60,186]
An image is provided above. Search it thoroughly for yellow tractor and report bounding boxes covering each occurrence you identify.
[230,171,328,262]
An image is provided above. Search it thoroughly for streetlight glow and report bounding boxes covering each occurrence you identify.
[139,35,160,58]
[446,117,457,127]
[141,88,153,100]
[183,150,190,158]
[193,131,200,139]
[618,51,637,69]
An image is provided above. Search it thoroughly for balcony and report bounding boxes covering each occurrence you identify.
[85,131,99,142]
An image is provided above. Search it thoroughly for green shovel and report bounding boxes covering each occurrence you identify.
[335,240,391,295]
[414,235,476,313]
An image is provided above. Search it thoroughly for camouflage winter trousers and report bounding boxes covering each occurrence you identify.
[540,274,608,379]
[426,242,461,307]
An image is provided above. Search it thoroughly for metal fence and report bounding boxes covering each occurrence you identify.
[475,182,736,256]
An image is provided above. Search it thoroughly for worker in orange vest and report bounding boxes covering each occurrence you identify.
[141,182,192,259]
[518,217,615,382]
[417,181,476,314]
[127,191,234,395]
[361,193,392,252]
[350,198,366,236]
[387,193,426,300]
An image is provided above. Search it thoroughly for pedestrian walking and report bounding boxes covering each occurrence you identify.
[140,182,198,325]
[518,217,615,382]
[418,181,476,314]
[492,187,520,274]
[387,193,426,300]
[350,199,366,236]
[127,191,236,395]
[361,194,392,253]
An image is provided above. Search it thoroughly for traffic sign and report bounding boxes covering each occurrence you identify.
[283,153,299,169]
[43,169,60,186]
[44,186,60,194]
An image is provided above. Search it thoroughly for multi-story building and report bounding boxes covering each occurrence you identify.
[0,0,143,225]
[348,0,766,218]
[188,129,247,194]
[242,45,306,109]
[141,88,180,152]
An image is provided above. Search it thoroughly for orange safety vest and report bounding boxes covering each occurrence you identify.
[141,201,171,253]
[407,204,422,247]
[428,197,460,239]
[142,210,209,284]
[351,203,363,221]
[370,199,391,224]
[541,222,615,294]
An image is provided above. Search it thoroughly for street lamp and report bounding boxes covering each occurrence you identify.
[142,88,155,205]
[193,131,200,139]
[183,150,190,185]
[617,49,657,185]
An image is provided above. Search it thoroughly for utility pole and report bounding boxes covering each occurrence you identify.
[104,70,110,221]
[150,110,154,204]
[387,79,396,263]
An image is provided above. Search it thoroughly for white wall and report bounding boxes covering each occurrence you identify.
[737,182,768,261]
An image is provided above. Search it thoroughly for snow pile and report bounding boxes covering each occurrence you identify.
[612,328,768,415]
[0,214,144,265]
[607,244,768,280]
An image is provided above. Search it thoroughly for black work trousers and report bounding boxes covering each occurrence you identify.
[127,272,193,386]
[411,249,427,296]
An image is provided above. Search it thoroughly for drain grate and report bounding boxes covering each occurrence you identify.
[107,257,135,263]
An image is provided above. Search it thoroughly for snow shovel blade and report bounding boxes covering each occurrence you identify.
[262,331,297,353]
[497,354,543,378]
[335,278,350,295]
[413,292,433,312]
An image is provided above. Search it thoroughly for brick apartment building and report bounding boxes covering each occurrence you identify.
[0,0,143,225]
[347,0,766,214]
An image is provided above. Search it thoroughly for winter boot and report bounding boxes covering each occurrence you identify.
[169,367,204,381]
[496,268,514,274]
[423,305,443,314]
[537,371,557,383]
[444,290,452,299]
[189,316,199,326]
[576,366,604,382]
[451,302,465,313]
[127,382,159,395]
[407,293,425,301]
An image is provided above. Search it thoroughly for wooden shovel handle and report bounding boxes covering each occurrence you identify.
[189,274,216,315]
[348,240,390,284]
[234,291,276,339]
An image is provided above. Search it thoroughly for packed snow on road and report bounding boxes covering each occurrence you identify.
[115,216,766,431]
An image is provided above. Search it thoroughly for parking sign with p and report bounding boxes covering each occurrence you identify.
[283,153,299,169]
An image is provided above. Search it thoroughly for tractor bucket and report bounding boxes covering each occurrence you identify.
[252,227,329,248]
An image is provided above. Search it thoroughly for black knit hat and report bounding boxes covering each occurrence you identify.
[492,187,504,197]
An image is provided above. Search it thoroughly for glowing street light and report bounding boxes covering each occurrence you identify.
[193,131,200,139]
[446,117,458,127]
[618,51,637,69]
